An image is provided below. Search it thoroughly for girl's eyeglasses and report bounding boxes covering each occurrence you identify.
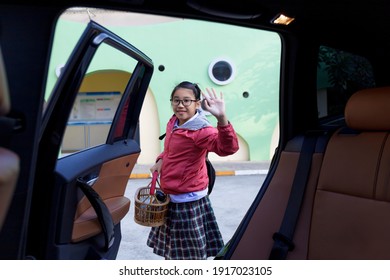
[170,99,198,107]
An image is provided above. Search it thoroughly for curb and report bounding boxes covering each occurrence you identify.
[129,169,268,179]
[129,173,153,179]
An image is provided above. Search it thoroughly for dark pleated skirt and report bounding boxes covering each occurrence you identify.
[147,195,224,260]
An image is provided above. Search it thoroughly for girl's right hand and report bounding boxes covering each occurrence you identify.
[150,158,162,174]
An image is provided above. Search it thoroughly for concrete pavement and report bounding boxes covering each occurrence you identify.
[117,172,267,260]
[117,160,270,260]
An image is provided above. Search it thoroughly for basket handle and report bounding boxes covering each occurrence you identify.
[150,171,158,195]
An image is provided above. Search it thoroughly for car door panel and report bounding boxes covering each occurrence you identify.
[71,153,138,244]
[53,145,140,259]
[25,21,153,260]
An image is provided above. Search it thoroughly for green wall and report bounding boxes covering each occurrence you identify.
[47,16,281,161]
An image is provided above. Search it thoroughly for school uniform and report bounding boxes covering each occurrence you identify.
[147,110,239,259]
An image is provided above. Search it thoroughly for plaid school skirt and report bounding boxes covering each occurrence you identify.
[147,195,224,260]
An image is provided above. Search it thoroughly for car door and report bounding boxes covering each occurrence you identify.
[24,21,153,260]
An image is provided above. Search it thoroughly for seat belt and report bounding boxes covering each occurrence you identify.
[269,131,320,260]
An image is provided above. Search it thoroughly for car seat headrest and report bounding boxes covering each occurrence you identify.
[345,87,390,131]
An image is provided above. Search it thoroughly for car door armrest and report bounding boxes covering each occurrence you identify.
[76,178,115,251]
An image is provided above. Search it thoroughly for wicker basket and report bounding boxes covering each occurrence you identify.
[134,171,170,227]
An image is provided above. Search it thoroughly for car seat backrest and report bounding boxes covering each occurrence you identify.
[229,134,327,259]
[0,46,19,230]
[309,86,390,259]
[230,86,390,260]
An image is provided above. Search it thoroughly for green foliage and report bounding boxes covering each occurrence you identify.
[318,46,375,91]
[317,46,376,116]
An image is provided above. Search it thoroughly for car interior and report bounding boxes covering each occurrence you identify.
[0,46,19,232]
[1,0,390,260]
[230,86,390,259]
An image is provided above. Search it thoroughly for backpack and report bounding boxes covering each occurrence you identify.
[159,133,216,195]
[205,155,216,194]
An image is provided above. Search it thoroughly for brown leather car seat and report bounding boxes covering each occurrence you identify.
[230,86,390,260]
[309,86,390,259]
[0,46,20,230]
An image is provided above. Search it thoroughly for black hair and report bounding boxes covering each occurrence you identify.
[170,81,201,100]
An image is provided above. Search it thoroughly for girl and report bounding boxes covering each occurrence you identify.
[147,81,239,259]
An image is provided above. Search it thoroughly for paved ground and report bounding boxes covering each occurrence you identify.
[116,161,269,260]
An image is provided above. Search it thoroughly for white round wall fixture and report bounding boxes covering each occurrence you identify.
[208,58,236,85]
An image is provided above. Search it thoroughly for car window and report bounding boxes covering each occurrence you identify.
[47,7,281,255]
[60,43,138,155]
[316,46,375,121]
[49,7,281,164]
[45,18,145,157]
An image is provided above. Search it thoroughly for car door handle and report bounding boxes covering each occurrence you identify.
[76,177,115,251]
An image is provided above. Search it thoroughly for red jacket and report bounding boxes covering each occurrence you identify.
[157,113,239,194]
